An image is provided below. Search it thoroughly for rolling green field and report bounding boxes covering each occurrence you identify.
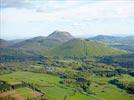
[0,72,133,100]
[0,72,73,100]
[67,93,98,100]
[0,87,41,99]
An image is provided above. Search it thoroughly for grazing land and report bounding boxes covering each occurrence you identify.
[0,72,134,100]
[0,31,134,100]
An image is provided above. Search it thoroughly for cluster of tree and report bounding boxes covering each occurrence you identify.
[0,55,45,63]
[58,70,78,79]
[76,78,91,93]
[0,80,44,96]
[59,77,91,93]
[75,60,130,77]
[59,79,75,86]
[0,81,11,92]
[109,79,134,94]
[129,71,134,77]
[99,53,134,68]
[0,48,46,63]
[0,80,28,92]
[38,58,80,69]
[94,68,128,77]
[0,62,43,74]
[0,65,14,74]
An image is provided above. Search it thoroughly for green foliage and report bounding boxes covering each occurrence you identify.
[50,39,126,57]
[0,48,44,62]
[99,53,134,68]
[109,75,134,94]
[0,72,134,100]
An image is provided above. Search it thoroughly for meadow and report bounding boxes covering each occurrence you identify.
[0,71,133,100]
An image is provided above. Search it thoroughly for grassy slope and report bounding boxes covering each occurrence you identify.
[0,72,134,100]
[50,39,126,57]
[0,72,73,100]
[0,48,43,62]
[0,72,60,85]
[0,48,31,56]
[13,39,62,56]
[67,75,134,100]
[15,87,35,98]
[90,75,134,100]
[67,93,98,100]
[0,38,126,58]
[0,87,37,99]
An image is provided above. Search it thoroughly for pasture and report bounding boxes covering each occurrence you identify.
[0,72,134,100]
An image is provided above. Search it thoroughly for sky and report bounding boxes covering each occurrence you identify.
[0,0,134,40]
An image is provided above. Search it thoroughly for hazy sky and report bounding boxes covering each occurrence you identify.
[0,0,134,40]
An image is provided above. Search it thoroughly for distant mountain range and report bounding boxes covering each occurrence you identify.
[0,39,11,47]
[0,31,133,61]
[0,39,25,48]
[89,35,134,51]
[89,35,134,44]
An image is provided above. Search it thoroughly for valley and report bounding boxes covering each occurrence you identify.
[0,31,134,100]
